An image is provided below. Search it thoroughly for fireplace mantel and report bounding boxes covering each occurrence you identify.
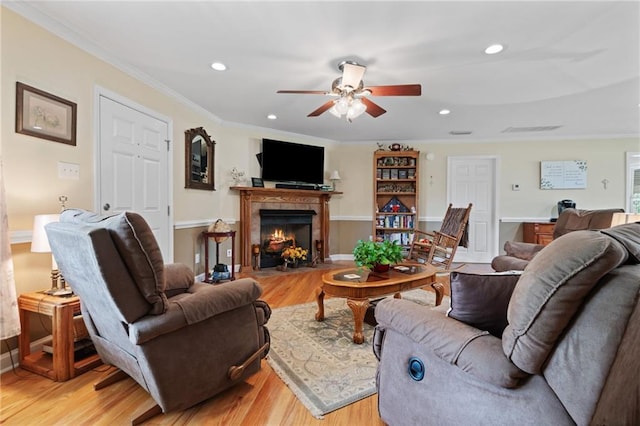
[230,186,342,268]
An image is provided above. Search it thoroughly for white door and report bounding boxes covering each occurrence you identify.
[97,92,173,261]
[447,156,498,263]
[626,152,640,214]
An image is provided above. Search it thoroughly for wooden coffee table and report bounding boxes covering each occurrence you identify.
[317,264,441,344]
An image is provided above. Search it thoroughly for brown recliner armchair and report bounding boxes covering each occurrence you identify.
[492,208,624,271]
[45,209,271,424]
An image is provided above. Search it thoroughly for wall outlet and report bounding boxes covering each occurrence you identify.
[512,184,520,191]
[226,249,232,257]
[195,253,200,264]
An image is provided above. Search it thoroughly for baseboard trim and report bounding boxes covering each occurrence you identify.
[1,335,50,375]
[330,254,354,261]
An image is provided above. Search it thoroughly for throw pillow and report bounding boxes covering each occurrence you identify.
[447,271,521,337]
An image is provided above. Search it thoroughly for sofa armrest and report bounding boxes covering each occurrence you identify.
[163,263,195,297]
[375,298,528,388]
[129,278,263,344]
[504,241,545,260]
[491,255,531,272]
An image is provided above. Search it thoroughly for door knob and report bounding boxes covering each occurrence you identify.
[103,203,111,211]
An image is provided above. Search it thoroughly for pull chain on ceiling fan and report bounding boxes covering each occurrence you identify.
[277,61,421,122]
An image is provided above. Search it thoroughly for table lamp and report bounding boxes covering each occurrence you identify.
[330,170,341,191]
[31,214,71,296]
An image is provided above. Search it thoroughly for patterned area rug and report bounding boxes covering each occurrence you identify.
[266,289,441,419]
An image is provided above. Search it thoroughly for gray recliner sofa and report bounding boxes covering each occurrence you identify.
[373,222,640,425]
[45,209,271,423]
[491,208,624,272]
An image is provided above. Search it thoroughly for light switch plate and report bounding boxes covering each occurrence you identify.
[58,161,80,179]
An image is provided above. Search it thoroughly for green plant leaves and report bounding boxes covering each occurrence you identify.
[352,239,404,269]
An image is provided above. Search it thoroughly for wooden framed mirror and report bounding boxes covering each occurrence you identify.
[185,127,215,190]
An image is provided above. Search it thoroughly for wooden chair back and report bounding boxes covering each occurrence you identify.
[407,203,473,270]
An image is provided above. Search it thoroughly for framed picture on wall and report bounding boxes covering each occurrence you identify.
[15,82,77,146]
[251,177,264,187]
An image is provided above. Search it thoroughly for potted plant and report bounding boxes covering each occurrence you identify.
[352,239,404,272]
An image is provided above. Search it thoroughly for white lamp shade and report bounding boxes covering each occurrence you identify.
[334,97,349,115]
[346,98,367,120]
[328,105,341,118]
[31,214,60,253]
[330,170,341,181]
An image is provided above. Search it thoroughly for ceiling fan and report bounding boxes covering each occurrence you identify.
[277,61,422,122]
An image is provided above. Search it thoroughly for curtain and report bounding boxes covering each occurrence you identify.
[0,156,21,339]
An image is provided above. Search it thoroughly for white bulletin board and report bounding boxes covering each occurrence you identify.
[540,160,587,189]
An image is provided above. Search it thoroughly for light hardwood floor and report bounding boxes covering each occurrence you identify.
[1,261,485,425]
[1,261,382,425]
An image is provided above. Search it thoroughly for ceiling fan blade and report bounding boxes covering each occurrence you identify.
[277,90,328,95]
[366,84,422,96]
[361,98,386,117]
[307,100,335,117]
[342,63,367,89]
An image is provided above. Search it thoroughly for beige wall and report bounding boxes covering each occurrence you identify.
[332,139,637,220]
[3,6,639,318]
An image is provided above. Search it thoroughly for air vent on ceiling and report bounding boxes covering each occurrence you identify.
[449,131,472,135]
[502,125,562,133]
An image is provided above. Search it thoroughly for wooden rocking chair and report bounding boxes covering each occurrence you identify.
[407,203,473,270]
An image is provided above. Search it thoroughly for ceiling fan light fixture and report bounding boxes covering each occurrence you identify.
[328,105,342,118]
[334,97,350,115]
[347,98,367,120]
[277,61,418,120]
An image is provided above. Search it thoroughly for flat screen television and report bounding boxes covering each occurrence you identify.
[261,139,324,185]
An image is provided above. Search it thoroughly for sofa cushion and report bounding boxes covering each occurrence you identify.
[447,271,521,337]
[103,212,167,314]
[553,208,624,238]
[502,230,628,374]
[61,209,167,315]
[601,222,640,263]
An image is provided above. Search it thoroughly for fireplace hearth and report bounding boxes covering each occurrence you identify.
[259,209,315,268]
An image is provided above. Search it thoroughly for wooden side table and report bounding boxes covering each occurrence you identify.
[203,230,237,283]
[18,291,102,381]
[523,222,555,246]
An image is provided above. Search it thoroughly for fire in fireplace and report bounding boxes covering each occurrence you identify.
[259,209,316,268]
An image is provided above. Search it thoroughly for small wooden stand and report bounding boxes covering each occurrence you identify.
[315,239,324,264]
[251,244,261,270]
[203,230,237,282]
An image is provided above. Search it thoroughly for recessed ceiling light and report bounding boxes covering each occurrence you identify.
[484,44,504,55]
[210,62,227,71]
[267,114,277,120]
[439,109,450,115]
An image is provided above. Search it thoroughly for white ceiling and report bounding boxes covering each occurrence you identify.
[7,1,640,143]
